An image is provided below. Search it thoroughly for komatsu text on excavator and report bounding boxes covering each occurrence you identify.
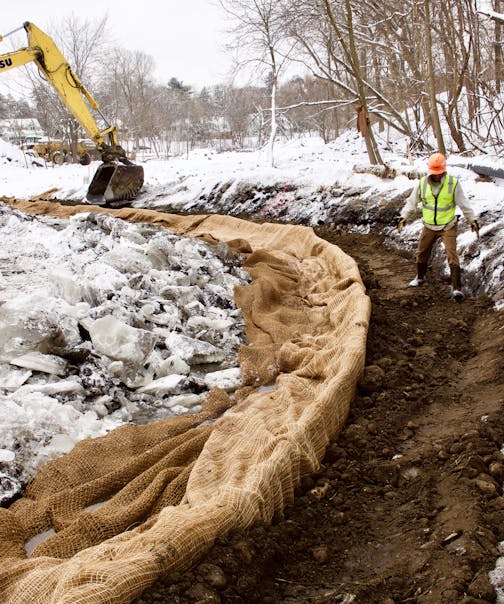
[0,22,144,204]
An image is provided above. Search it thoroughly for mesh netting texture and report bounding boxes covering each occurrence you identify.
[0,199,370,604]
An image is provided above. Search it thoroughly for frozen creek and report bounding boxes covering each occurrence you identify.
[0,204,250,504]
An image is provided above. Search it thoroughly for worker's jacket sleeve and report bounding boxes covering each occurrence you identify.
[454,183,476,223]
[400,183,420,221]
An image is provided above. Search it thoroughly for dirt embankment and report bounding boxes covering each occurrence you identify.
[135,227,504,604]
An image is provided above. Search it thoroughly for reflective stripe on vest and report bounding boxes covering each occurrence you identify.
[419,175,457,225]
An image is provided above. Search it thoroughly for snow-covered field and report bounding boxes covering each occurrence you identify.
[0,133,503,505]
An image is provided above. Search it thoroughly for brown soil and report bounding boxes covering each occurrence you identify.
[133,226,504,604]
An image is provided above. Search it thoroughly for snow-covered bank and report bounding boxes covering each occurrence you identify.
[0,133,503,504]
[2,134,502,304]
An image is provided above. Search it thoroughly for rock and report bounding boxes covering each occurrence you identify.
[232,540,255,564]
[309,482,330,500]
[489,462,504,481]
[197,563,227,589]
[329,510,346,524]
[467,568,496,601]
[358,364,385,393]
[312,545,329,563]
[342,422,368,444]
[473,478,498,497]
[184,582,221,603]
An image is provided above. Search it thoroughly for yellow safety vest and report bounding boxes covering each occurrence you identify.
[419,175,458,226]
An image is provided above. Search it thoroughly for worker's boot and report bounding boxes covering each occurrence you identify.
[450,264,465,302]
[408,262,427,287]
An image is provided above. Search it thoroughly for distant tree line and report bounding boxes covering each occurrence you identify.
[0,1,502,164]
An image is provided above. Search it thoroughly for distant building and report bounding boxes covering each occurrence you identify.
[0,118,44,147]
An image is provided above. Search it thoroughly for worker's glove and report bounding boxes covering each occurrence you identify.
[471,220,480,238]
[396,218,406,233]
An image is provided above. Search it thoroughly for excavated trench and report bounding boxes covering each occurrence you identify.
[1,186,503,604]
[129,185,504,604]
[134,224,504,604]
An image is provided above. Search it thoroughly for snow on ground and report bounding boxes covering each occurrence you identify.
[0,133,503,505]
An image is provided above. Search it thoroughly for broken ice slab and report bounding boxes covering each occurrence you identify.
[89,316,158,364]
[48,269,82,304]
[186,315,234,336]
[15,380,84,396]
[204,367,241,392]
[48,433,76,454]
[164,332,226,365]
[137,374,187,395]
[0,365,32,389]
[157,354,191,376]
[10,351,67,375]
[102,246,154,274]
[163,393,203,409]
[0,449,15,463]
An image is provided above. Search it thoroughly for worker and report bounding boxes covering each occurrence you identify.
[397,152,479,302]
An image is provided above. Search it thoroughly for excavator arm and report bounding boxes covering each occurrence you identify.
[0,22,143,204]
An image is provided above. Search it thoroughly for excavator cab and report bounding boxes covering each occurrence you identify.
[0,22,144,206]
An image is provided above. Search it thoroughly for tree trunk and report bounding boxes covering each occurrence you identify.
[495,0,503,93]
[268,76,278,167]
[337,0,383,165]
[424,0,446,154]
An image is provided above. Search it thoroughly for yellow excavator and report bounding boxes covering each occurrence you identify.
[0,21,144,204]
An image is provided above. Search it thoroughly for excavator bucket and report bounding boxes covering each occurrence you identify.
[86,163,144,205]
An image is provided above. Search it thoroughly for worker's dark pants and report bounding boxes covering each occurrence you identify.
[416,223,459,267]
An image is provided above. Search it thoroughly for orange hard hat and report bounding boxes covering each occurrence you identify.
[427,152,447,174]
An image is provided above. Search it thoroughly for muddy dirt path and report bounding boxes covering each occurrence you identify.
[135,228,504,604]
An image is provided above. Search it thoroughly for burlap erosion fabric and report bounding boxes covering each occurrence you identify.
[0,199,371,604]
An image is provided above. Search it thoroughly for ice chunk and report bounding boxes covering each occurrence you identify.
[15,379,83,396]
[0,296,67,362]
[204,367,241,392]
[48,269,81,304]
[163,393,203,409]
[0,365,32,389]
[0,449,15,463]
[141,302,180,328]
[164,332,226,365]
[10,351,67,376]
[102,246,153,274]
[159,355,191,376]
[160,285,202,306]
[186,316,234,333]
[48,433,75,454]
[89,316,157,364]
[137,374,187,395]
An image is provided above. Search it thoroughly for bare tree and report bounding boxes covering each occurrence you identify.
[422,0,446,154]
[98,48,157,152]
[495,0,504,92]
[220,0,297,166]
[27,15,110,161]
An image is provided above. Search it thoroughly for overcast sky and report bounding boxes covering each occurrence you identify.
[1,0,235,91]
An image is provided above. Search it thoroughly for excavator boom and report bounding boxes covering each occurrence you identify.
[0,22,144,204]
